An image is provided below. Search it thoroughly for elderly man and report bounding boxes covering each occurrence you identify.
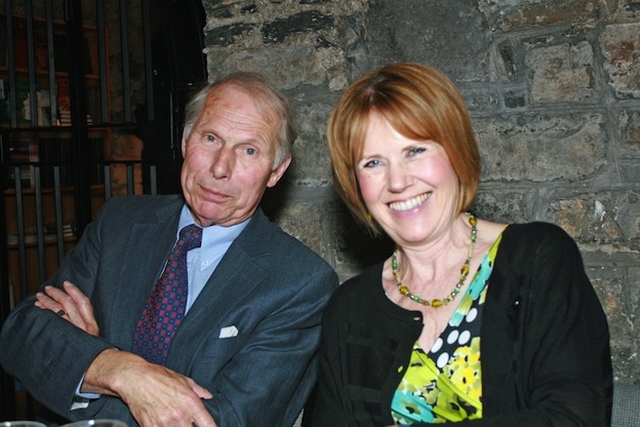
[0,72,338,426]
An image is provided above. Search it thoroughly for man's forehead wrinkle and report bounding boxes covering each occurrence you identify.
[193,98,272,149]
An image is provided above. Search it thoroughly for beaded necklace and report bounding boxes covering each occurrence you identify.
[391,213,478,308]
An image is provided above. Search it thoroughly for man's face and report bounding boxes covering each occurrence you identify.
[180,84,290,227]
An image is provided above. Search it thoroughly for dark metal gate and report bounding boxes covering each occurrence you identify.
[0,0,206,419]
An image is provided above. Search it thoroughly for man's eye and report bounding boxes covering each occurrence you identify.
[205,134,215,142]
[245,148,256,155]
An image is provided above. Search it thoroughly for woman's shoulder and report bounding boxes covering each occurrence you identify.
[326,262,385,311]
[502,221,577,249]
[495,221,583,274]
[338,262,384,294]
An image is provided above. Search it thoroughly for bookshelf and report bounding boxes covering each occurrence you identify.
[1,127,111,303]
[0,9,111,309]
[0,14,106,129]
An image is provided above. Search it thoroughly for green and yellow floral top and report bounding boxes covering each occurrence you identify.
[391,234,503,424]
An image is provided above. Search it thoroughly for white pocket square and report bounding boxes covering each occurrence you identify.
[219,325,239,338]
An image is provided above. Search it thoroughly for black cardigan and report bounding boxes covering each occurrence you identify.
[309,222,613,426]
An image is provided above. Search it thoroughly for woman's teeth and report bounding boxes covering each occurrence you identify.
[389,193,429,211]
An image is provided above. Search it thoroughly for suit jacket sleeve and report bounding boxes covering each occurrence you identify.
[0,196,142,417]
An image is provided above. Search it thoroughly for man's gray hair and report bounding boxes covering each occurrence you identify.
[182,72,295,168]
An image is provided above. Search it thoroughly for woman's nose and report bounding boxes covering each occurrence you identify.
[387,161,411,192]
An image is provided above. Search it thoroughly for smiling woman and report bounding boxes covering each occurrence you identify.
[308,62,613,426]
[328,63,480,235]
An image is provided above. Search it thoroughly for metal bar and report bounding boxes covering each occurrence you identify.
[126,163,134,194]
[66,0,92,237]
[0,133,17,422]
[6,0,17,128]
[12,166,27,302]
[149,164,157,195]
[34,167,46,283]
[96,0,109,123]
[142,0,154,121]
[45,0,58,126]
[119,0,131,121]
[103,164,111,200]
[24,0,38,127]
[54,166,65,262]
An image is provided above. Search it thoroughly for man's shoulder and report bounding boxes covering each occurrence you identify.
[103,193,182,209]
[96,194,183,227]
[239,210,335,272]
[100,194,182,215]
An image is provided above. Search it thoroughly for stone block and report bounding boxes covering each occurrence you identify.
[474,112,607,182]
[600,23,640,99]
[262,10,334,43]
[478,0,598,31]
[269,199,330,260]
[587,266,640,382]
[545,191,640,251]
[207,45,345,90]
[607,0,640,24]
[472,188,533,224]
[498,41,520,81]
[363,0,491,82]
[288,103,334,186]
[628,267,640,318]
[525,41,597,104]
[504,88,527,109]
[618,108,640,159]
[458,85,501,112]
[205,23,258,47]
[615,159,640,185]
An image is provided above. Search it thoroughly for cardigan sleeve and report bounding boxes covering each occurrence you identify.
[450,223,613,427]
[307,296,353,427]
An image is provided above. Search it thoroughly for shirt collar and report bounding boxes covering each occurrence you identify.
[178,204,249,246]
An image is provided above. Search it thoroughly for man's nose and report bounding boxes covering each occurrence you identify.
[211,147,234,179]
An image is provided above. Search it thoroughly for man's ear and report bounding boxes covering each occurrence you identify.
[181,136,187,157]
[267,154,292,188]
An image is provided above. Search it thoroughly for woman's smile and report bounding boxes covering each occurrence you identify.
[389,192,430,212]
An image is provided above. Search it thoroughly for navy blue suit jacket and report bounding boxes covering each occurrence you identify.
[0,194,338,426]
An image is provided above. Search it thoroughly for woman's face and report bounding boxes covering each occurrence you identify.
[356,113,461,247]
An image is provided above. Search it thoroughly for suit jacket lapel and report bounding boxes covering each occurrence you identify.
[168,209,272,368]
[105,199,182,350]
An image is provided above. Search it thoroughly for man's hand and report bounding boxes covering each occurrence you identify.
[35,282,217,426]
[35,281,99,336]
[86,349,217,427]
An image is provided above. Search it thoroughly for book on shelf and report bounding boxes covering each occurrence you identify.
[58,110,93,126]
[6,138,38,188]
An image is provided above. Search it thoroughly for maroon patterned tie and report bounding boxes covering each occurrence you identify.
[131,224,202,365]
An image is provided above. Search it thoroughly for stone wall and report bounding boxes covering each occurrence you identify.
[201,0,640,383]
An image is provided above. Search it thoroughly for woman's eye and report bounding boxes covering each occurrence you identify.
[407,147,426,156]
[362,159,380,168]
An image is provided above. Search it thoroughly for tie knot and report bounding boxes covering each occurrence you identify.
[177,224,202,252]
